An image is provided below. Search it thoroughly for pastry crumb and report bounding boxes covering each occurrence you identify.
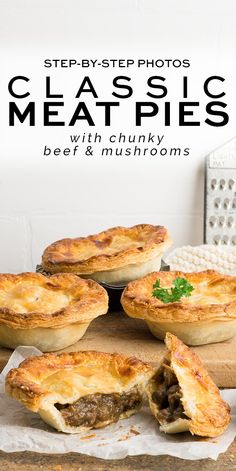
[130,428,140,435]
[118,435,129,441]
[80,434,96,440]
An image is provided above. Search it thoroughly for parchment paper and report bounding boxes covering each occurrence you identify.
[0,346,235,460]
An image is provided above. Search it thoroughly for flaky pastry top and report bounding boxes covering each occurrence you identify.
[0,273,108,328]
[5,351,154,412]
[42,224,172,274]
[121,270,236,322]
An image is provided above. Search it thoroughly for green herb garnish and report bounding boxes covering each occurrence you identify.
[152,277,194,303]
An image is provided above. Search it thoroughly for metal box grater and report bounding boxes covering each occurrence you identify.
[204,137,236,245]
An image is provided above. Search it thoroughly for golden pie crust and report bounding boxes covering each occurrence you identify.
[0,273,108,351]
[6,351,154,433]
[41,224,172,284]
[146,333,231,437]
[121,270,236,345]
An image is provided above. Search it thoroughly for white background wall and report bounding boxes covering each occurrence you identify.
[0,0,236,272]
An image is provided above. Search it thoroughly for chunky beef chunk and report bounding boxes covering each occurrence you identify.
[55,387,142,428]
[152,361,188,423]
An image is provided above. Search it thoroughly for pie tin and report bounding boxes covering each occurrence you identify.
[100,259,170,311]
[36,260,170,312]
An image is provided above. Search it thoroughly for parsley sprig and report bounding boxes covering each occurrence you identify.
[152,277,194,303]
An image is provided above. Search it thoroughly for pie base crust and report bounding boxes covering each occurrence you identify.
[90,254,163,284]
[121,270,236,345]
[6,351,154,433]
[0,273,108,351]
[41,224,172,284]
[0,323,89,352]
[146,333,231,437]
[147,319,236,345]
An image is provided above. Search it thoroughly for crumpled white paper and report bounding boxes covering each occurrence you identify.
[0,347,235,460]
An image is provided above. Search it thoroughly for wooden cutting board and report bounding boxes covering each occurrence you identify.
[0,311,235,387]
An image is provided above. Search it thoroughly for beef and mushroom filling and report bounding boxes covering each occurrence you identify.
[55,386,142,428]
[151,361,188,423]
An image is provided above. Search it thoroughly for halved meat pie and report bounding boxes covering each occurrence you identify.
[146,333,231,437]
[5,351,154,433]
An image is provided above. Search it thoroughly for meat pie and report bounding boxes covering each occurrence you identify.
[146,333,231,437]
[41,224,172,284]
[0,273,108,351]
[121,270,236,345]
[6,351,153,433]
